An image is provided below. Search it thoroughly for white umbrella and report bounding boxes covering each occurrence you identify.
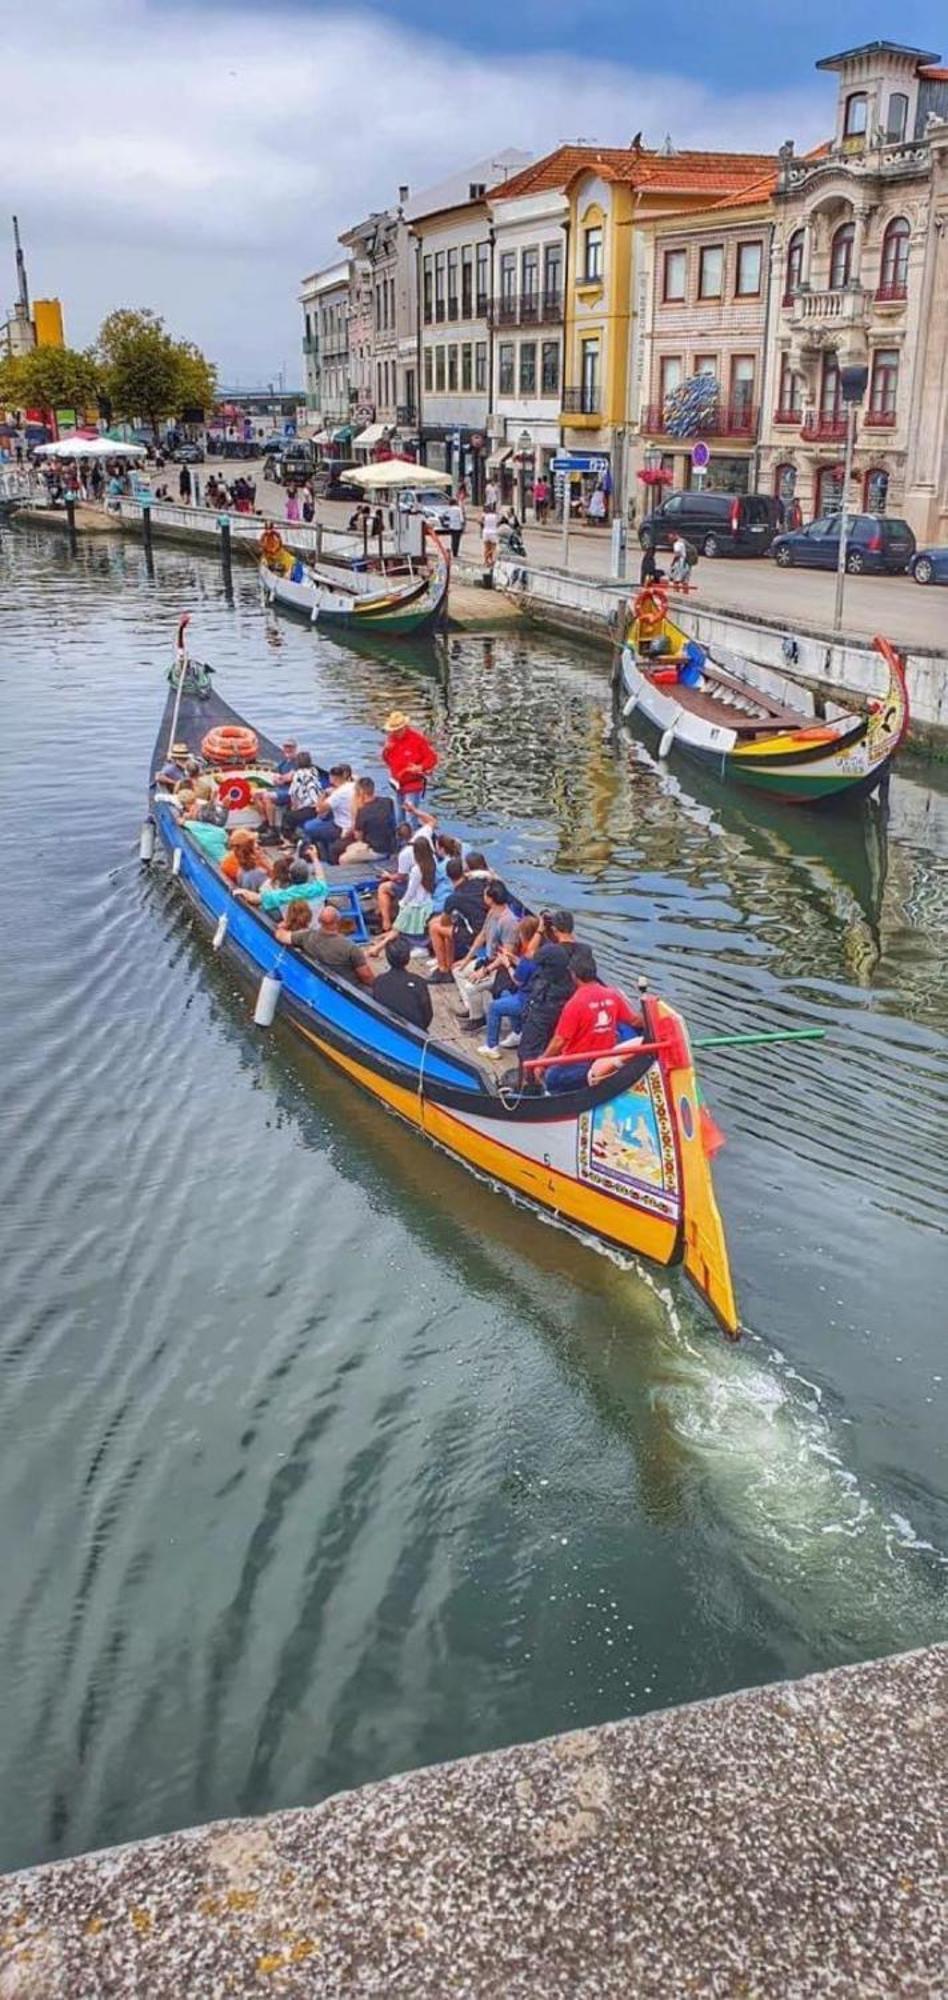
[347,458,451,491]
[34,436,147,460]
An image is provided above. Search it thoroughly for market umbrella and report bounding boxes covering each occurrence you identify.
[347,458,451,490]
[34,437,146,460]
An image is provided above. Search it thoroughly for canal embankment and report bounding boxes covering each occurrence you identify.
[1,1643,944,1998]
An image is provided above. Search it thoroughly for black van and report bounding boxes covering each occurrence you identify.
[640,489,779,558]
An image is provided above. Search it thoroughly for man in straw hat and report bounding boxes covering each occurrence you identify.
[381,711,438,809]
[156,740,194,791]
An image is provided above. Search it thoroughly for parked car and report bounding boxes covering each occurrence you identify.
[398,487,453,533]
[770,513,916,575]
[910,546,948,586]
[639,489,778,559]
[315,461,367,503]
[169,441,205,464]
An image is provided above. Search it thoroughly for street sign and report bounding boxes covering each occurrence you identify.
[551,451,609,476]
[691,441,710,469]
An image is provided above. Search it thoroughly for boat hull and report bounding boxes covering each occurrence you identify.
[260,530,450,638]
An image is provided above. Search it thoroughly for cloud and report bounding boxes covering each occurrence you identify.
[0,0,826,380]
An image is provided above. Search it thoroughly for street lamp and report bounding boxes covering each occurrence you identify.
[643,441,662,517]
[833,362,869,631]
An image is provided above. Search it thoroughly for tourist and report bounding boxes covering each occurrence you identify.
[256,737,299,839]
[300,763,358,861]
[272,897,316,948]
[427,856,483,981]
[587,482,607,527]
[477,915,541,1057]
[455,881,519,980]
[669,535,696,588]
[285,485,302,524]
[369,836,437,956]
[333,777,397,863]
[282,750,324,834]
[533,475,550,524]
[485,478,499,511]
[381,711,438,808]
[372,935,433,1032]
[374,820,416,931]
[155,739,192,790]
[220,827,270,891]
[179,463,192,504]
[446,493,465,557]
[541,948,642,1093]
[481,504,499,568]
[287,903,375,987]
[517,929,579,1080]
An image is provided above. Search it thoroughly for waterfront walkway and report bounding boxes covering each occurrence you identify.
[1,1644,944,1997]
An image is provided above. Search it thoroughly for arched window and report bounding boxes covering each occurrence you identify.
[886,93,908,142]
[784,228,804,301]
[879,217,910,296]
[830,222,855,289]
[844,92,868,139]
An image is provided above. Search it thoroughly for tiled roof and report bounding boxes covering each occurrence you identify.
[490,145,776,202]
[919,63,948,78]
[707,171,778,209]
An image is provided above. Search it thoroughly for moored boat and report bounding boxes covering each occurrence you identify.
[619,583,908,807]
[146,650,740,1336]
[260,524,450,637]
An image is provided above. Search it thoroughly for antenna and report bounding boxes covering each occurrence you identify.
[12,215,29,315]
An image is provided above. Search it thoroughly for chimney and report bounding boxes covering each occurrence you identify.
[398,185,409,207]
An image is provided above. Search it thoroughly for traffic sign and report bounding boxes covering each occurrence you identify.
[691,441,710,469]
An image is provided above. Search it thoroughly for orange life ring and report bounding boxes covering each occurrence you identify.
[218,775,253,811]
[633,584,669,624]
[202,724,259,766]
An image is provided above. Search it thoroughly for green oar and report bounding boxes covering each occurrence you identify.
[692,1028,826,1050]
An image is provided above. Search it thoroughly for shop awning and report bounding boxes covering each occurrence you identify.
[331,424,354,445]
[310,430,330,446]
[353,423,391,451]
[486,445,512,474]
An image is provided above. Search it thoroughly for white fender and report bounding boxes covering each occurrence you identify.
[253,972,282,1027]
[658,724,678,760]
[139,818,156,863]
[171,846,183,876]
[212,912,229,951]
[622,692,638,718]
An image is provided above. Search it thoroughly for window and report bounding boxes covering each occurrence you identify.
[543,242,562,306]
[434,251,445,321]
[879,216,910,294]
[886,92,909,142]
[541,340,560,395]
[519,341,537,393]
[448,344,458,391]
[844,91,868,138]
[583,225,603,282]
[461,246,473,318]
[461,342,472,392]
[663,248,686,301]
[500,251,516,303]
[659,355,682,403]
[475,340,487,392]
[730,355,755,414]
[830,221,855,289]
[698,245,724,299]
[870,347,899,418]
[447,248,458,319]
[580,336,600,409]
[498,342,515,395]
[424,347,433,392]
[784,228,804,301]
[736,241,762,296]
[476,242,490,313]
[820,352,841,417]
[777,354,803,417]
[435,346,445,392]
[522,248,539,300]
[694,353,717,378]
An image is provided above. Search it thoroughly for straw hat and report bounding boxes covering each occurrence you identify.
[384,710,410,732]
[171,740,190,759]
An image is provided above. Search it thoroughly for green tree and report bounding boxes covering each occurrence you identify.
[0,345,101,420]
[96,308,217,438]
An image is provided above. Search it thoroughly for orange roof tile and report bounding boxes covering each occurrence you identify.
[490,145,777,203]
[705,170,778,210]
[919,63,948,78]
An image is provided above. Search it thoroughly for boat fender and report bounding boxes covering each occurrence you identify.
[253,972,282,1028]
[622,692,638,718]
[139,817,156,864]
[658,723,677,761]
[171,846,183,876]
[212,912,229,951]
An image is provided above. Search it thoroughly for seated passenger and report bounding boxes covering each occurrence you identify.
[155,739,192,791]
[188,775,228,826]
[478,915,540,1057]
[372,935,433,1032]
[541,948,642,1094]
[332,777,397,863]
[257,857,328,914]
[455,881,519,983]
[427,857,487,982]
[281,903,374,988]
[299,763,358,861]
[368,837,437,957]
[282,751,325,835]
[272,897,316,947]
[220,826,272,887]
[256,737,299,840]
[375,820,416,931]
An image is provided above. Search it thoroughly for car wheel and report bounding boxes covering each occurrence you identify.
[774,543,793,567]
[845,550,865,575]
[913,557,934,585]
[702,533,721,558]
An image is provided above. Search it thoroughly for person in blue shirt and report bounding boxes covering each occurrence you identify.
[478,916,541,1057]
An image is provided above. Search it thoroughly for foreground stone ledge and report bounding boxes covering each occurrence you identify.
[1,1645,946,1998]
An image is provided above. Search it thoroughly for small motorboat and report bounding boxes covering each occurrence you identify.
[145,639,740,1335]
[260,524,450,638]
[619,583,908,807]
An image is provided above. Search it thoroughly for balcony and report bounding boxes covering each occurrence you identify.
[395,405,417,428]
[562,386,601,418]
[476,292,490,317]
[874,282,907,309]
[490,291,564,330]
[800,411,847,442]
[863,407,897,428]
[640,403,759,439]
[787,286,869,341]
[773,405,803,427]
[447,298,459,321]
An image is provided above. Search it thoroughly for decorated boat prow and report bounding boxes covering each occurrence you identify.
[146,650,740,1336]
[260,523,450,637]
[620,583,908,807]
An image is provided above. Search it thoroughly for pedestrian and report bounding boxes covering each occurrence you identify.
[669,535,696,589]
[446,492,465,557]
[302,487,315,524]
[587,481,607,527]
[485,478,499,512]
[532,474,549,523]
[285,485,301,523]
[482,503,498,569]
[179,463,192,503]
[193,472,202,507]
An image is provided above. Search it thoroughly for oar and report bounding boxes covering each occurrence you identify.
[693,1028,826,1050]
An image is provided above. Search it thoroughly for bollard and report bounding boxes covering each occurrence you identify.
[219,513,233,595]
[64,496,78,556]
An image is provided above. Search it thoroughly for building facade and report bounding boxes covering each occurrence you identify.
[338,200,418,456]
[299,261,351,438]
[485,183,567,506]
[637,180,775,496]
[758,41,948,535]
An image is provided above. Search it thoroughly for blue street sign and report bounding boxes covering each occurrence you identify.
[691,441,710,469]
[551,451,610,475]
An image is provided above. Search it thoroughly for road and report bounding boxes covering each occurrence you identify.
[197,457,947,653]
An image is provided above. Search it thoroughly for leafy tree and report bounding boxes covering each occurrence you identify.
[96,308,217,437]
[0,345,101,420]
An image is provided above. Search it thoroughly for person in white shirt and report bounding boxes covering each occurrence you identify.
[482,508,498,567]
[296,762,357,862]
[446,496,465,556]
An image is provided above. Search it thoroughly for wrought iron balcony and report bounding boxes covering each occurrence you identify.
[874,281,907,304]
[490,290,565,329]
[863,407,897,428]
[640,402,759,438]
[800,411,847,441]
[562,386,601,416]
[772,405,803,426]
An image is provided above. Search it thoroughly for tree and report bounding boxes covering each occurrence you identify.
[96,308,217,438]
[0,345,101,421]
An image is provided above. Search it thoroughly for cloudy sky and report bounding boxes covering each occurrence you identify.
[3,0,945,384]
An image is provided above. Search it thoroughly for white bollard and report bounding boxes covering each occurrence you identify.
[139,818,156,863]
[253,972,282,1027]
[212,912,229,951]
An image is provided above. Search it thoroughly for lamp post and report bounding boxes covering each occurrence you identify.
[643,441,661,518]
[833,362,869,632]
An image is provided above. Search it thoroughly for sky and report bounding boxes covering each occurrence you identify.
[2,0,945,384]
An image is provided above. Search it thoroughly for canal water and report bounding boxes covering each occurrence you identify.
[1,523,946,1873]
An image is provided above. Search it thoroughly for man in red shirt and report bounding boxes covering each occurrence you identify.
[381,710,438,808]
[542,948,641,1094]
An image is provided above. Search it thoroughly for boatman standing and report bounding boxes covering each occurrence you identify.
[381,710,438,810]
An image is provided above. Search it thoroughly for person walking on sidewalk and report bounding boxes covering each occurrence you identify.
[446,493,465,557]
[178,463,192,503]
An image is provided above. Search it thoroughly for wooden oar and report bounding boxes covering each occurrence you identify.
[522,1026,825,1073]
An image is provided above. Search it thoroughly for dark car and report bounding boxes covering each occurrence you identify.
[639,489,778,559]
[910,546,948,586]
[315,461,365,503]
[169,441,205,464]
[771,513,916,576]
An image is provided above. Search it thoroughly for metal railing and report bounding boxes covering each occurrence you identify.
[874,281,907,303]
[772,405,803,426]
[640,403,759,438]
[863,408,897,428]
[561,387,601,416]
[800,411,847,441]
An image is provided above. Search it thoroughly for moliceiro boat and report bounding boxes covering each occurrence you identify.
[619,584,908,807]
[259,523,450,638]
[146,665,740,1336]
